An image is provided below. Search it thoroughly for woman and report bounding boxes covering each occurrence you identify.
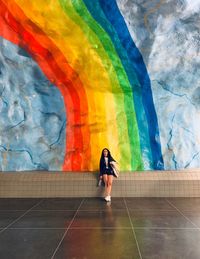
[99,148,116,202]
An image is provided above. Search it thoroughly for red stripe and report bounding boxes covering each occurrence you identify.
[0,0,91,171]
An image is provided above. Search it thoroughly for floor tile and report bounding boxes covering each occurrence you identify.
[54,229,141,259]
[80,197,126,210]
[32,198,83,210]
[167,198,200,211]
[9,210,76,229]
[181,211,200,228]
[135,228,200,259]
[71,208,130,229]
[0,198,199,259]
[0,229,65,259]
[125,198,175,210]
[0,198,42,211]
[0,211,26,228]
[129,210,195,228]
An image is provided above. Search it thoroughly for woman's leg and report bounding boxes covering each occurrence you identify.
[103,174,108,195]
[103,174,110,196]
[107,175,113,196]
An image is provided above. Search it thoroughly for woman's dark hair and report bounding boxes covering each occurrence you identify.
[100,148,115,162]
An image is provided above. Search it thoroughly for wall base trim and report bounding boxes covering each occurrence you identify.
[0,170,200,197]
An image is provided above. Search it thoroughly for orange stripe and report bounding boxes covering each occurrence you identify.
[0,0,91,171]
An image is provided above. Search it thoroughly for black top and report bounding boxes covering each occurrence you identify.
[99,156,115,176]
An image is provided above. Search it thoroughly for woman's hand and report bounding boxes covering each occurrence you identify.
[110,161,117,166]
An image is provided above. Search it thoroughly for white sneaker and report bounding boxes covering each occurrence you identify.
[105,196,111,202]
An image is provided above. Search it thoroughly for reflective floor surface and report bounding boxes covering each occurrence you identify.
[0,197,200,259]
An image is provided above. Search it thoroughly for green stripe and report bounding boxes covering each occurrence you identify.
[59,0,143,170]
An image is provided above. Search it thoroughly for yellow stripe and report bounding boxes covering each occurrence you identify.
[11,0,131,169]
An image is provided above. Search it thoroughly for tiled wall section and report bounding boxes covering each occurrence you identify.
[0,171,200,197]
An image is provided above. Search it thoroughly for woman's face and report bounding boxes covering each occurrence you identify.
[103,149,108,157]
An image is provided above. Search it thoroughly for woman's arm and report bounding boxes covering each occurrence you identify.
[110,156,116,165]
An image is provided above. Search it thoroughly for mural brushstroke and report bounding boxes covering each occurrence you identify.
[7,0,200,171]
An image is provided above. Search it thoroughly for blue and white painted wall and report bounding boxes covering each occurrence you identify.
[0,0,199,171]
[118,0,200,170]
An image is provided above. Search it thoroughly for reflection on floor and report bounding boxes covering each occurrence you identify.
[0,197,200,259]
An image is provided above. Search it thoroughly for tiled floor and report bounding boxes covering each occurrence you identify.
[0,198,200,259]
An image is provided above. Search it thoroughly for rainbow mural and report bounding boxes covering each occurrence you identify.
[0,0,164,171]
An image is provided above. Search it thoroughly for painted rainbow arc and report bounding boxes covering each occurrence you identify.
[0,0,164,171]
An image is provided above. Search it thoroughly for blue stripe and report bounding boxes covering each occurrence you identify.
[96,0,164,169]
[82,0,153,169]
